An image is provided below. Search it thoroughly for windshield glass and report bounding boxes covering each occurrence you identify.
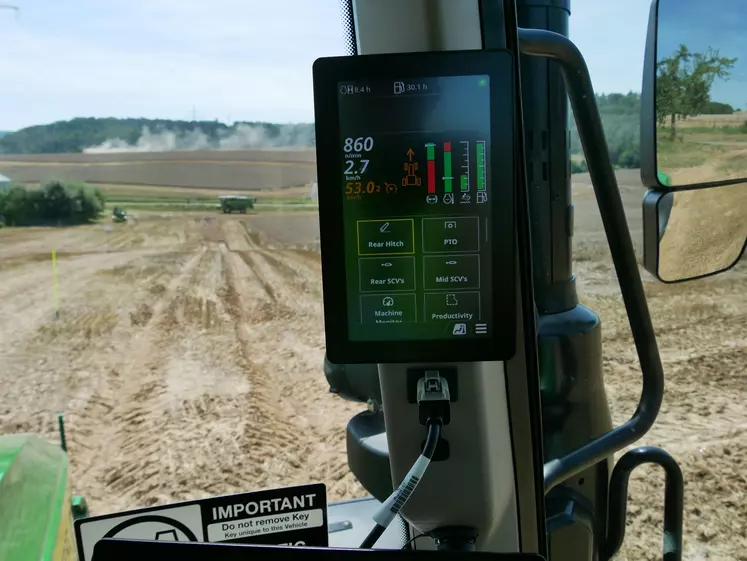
[0,2,744,560]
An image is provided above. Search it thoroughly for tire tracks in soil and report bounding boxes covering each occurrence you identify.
[72,247,207,510]
[226,226,360,496]
[220,247,315,489]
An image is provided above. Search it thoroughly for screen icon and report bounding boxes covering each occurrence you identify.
[379,222,391,233]
[443,193,454,204]
[446,293,459,306]
[475,323,488,334]
[460,193,471,204]
[382,296,395,307]
[426,194,438,204]
[453,323,467,335]
[444,220,457,229]
[394,81,405,94]
[477,192,488,204]
[403,162,421,187]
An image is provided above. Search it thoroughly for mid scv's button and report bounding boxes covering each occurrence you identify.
[423,254,480,290]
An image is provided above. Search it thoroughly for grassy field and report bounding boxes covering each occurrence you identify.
[10,180,319,214]
[658,114,747,185]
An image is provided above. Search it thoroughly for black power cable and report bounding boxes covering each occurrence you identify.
[359,418,443,549]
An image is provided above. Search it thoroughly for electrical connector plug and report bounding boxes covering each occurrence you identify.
[417,370,451,426]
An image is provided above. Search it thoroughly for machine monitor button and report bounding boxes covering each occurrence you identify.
[360,293,417,324]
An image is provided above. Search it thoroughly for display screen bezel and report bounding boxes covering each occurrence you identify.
[312,50,517,364]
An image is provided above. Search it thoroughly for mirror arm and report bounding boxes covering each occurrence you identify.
[518,28,665,492]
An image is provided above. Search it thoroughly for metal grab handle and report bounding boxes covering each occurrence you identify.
[518,28,665,491]
[602,446,684,561]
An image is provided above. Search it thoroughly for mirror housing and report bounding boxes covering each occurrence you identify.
[640,0,659,189]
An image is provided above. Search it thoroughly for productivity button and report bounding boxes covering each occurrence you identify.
[360,293,417,324]
[423,254,480,290]
[422,216,479,253]
[424,291,481,322]
[359,256,416,292]
[358,219,415,255]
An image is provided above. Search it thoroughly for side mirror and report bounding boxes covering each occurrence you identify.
[643,183,747,282]
[640,0,747,282]
[641,0,747,189]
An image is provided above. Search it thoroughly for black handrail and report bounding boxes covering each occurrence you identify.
[518,28,665,491]
[603,446,684,561]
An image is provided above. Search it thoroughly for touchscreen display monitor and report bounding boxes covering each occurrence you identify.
[313,51,517,362]
[338,75,493,342]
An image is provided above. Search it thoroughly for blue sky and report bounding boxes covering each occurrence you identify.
[0,0,653,131]
[657,0,747,110]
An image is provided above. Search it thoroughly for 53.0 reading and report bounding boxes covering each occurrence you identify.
[345,181,380,195]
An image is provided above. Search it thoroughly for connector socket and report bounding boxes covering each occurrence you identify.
[417,370,451,425]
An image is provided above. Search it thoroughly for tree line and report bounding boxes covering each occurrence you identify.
[570,92,641,172]
[0,181,105,227]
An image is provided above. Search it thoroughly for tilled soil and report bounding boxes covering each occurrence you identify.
[0,193,745,559]
[0,213,362,515]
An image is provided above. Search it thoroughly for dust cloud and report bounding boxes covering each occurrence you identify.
[83,123,315,153]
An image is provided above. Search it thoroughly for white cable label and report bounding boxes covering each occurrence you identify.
[373,454,431,528]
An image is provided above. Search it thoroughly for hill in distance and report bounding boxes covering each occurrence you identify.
[0,117,315,155]
[4,93,734,170]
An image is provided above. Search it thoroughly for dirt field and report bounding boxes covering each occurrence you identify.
[0,149,317,190]
[659,185,747,281]
[0,172,745,560]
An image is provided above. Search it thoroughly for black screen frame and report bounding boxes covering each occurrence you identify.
[93,539,545,560]
[312,50,517,364]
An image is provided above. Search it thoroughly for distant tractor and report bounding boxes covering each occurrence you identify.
[112,207,128,223]
[219,195,256,214]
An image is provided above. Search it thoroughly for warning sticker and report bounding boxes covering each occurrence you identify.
[206,507,324,542]
[74,483,327,561]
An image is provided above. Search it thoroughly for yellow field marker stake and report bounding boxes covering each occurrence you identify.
[52,249,60,319]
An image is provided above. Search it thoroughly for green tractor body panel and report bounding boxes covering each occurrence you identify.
[0,434,77,561]
[219,195,256,213]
